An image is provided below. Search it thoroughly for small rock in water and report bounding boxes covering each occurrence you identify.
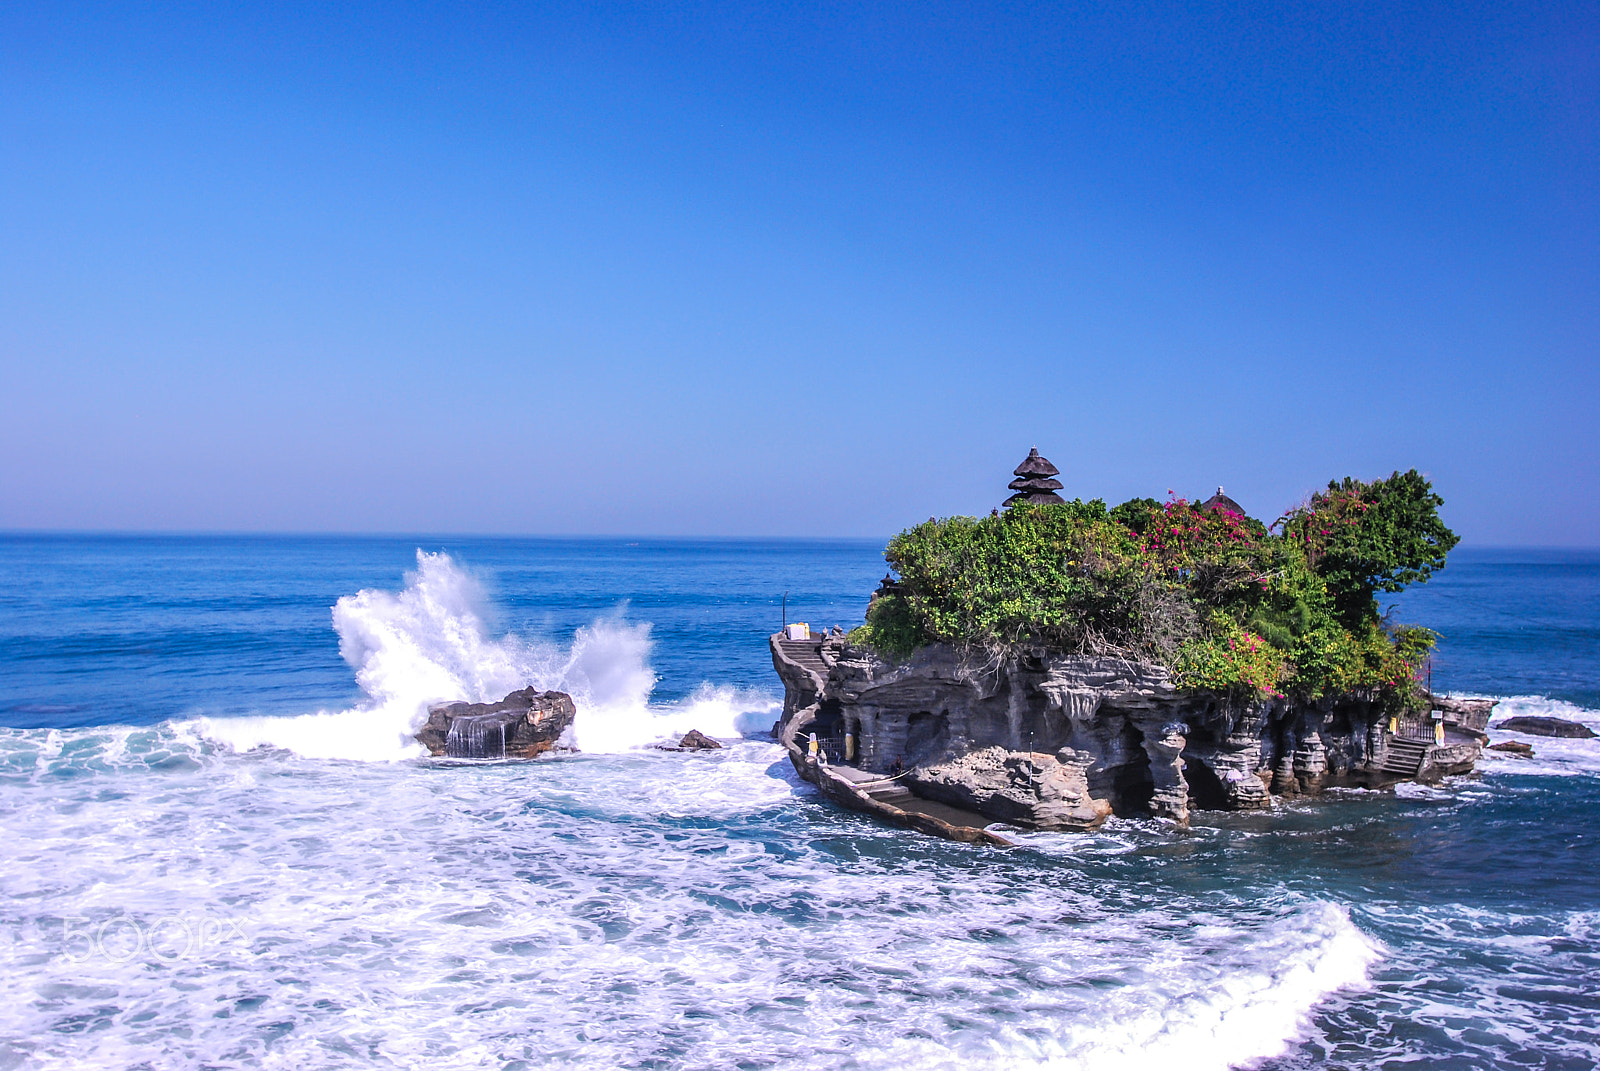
[1488,740,1534,756]
[1494,716,1595,739]
[415,688,576,759]
[678,730,722,750]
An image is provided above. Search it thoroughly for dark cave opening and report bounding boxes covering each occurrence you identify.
[1105,723,1155,816]
[1184,755,1231,811]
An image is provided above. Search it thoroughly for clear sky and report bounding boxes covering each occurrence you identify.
[2,3,1595,543]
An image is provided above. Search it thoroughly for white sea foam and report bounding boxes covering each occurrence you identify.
[1393,781,1457,800]
[1479,694,1600,778]
[1313,902,1600,1067]
[193,551,771,761]
[0,726,1377,1071]
[1032,902,1380,1071]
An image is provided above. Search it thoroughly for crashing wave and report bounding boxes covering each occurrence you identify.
[196,551,774,761]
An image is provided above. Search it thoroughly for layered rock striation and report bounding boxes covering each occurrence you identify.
[772,634,1487,840]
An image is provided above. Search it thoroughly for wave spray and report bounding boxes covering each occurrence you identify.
[199,551,773,760]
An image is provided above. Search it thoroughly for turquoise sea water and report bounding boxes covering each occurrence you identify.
[0,537,1596,1070]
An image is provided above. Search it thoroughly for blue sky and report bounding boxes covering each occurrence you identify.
[2,2,1595,542]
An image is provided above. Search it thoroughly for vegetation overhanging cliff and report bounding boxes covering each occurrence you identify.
[853,469,1458,711]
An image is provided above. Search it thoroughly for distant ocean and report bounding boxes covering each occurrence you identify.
[1,536,1596,1070]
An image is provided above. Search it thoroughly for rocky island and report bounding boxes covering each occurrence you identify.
[772,452,1489,844]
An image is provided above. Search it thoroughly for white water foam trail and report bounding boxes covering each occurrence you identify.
[1034,902,1380,1071]
[195,551,767,761]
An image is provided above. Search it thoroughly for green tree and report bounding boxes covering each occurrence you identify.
[1277,469,1459,628]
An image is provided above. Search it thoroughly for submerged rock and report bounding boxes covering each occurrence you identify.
[1494,716,1595,739]
[415,688,576,759]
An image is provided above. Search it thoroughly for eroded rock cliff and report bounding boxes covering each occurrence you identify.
[772,634,1486,838]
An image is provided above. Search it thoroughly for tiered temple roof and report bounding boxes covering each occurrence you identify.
[1003,447,1067,506]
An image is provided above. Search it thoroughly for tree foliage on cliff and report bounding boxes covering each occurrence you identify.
[851,470,1457,704]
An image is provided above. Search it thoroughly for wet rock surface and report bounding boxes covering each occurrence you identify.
[676,730,722,750]
[416,688,576,758]
[1489,740,1535,756]
[658,730,723,751]
[1494,716,1595,739]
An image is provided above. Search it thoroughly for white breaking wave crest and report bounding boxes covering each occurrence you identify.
[196,550,777,761]
[1480,694,1600,778]
[1029,901,1380,1071]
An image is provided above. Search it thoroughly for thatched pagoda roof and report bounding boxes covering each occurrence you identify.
[1003,490,1068,506]
[1013,447,1059,478]
[1008,476,1065,492]
[1002,448,1067,506]
[1200,487,1248,517]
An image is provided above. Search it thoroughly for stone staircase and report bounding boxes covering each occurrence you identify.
[778,639,828,677]
[862,781,916,807]
[1378,735,1429,777]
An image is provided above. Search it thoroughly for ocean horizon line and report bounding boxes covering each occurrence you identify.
[2,528,1599,555]
[0,529,894,545]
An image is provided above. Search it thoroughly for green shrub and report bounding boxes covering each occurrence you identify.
[881,503,1151,653]
[1171,615,1285,696]
[850,592,923,658]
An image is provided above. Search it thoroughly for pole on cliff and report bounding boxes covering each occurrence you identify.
[782,591,788,632]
